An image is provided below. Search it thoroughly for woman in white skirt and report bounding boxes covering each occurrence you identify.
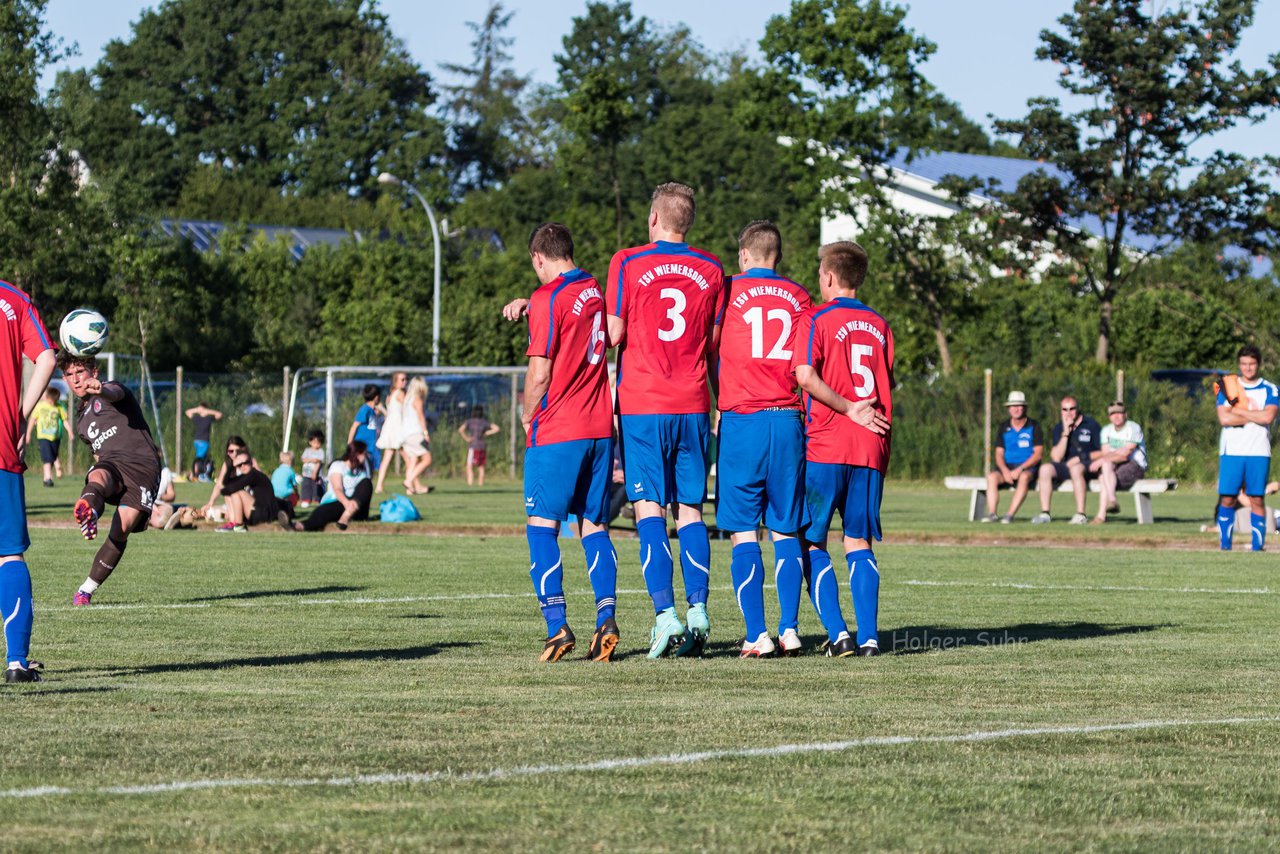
[373,372,407,493]
[401,377,432,494]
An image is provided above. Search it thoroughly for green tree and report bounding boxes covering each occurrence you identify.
[57,0,448,209]
[440,2,533,195]
[993,0,1280,363]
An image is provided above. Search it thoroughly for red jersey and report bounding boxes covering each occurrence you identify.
[716,268,812,414]
[525,268,613,447]
[606,241,726,416]
[791,297,894,471]
[0,280,53,473]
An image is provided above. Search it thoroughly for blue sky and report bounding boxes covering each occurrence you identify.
[41,0,1279,161]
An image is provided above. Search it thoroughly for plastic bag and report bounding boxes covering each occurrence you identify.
[379,493,422,523]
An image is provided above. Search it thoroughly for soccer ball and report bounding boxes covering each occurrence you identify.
[59,308,110,357]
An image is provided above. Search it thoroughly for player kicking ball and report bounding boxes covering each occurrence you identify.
[503,223,621,662]
[59,352,163,606]
[792,242,893,658]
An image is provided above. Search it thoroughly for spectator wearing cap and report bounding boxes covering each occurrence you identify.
[981,390,1044,523]
[1032,396,1102,525]
[1088,401,1147,523]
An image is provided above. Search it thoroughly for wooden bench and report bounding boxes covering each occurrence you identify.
[943,475,1178,525]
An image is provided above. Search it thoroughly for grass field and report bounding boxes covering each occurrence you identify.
[6,474,1280,850]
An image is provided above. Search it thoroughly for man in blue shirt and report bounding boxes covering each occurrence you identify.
[981,390,1043,523]
[1032,395,1102,524]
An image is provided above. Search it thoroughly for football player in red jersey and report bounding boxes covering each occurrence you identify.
[713,221,812,658]
[0,280,55,683]
[503,223,621,662]
[791,241,893,657]
[605,182,726,659]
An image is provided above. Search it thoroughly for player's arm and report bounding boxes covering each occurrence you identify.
[604,252,626,348]
[95,382,127,404]
[501,298,530,321]
[794,365,889,435]
[606,315,625,348]
[17,348,55,456]
[521,356,552,434]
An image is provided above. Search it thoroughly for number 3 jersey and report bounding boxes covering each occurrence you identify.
[606,240,726,416]
[791,296,895,472]
[525,268,614,447]
[716,268,812,414]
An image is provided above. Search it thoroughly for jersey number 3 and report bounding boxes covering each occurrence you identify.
[657,288,687,342]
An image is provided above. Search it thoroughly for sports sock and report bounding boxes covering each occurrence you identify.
[677,521,710,606]
[1217,504,1234,550]
[637,517,674,614]
[90,535,127,584]
[0,561,33,668]
[847,548,881,647]
[78,579,100,595]
[79,482,107,518]
[581,531,618,626]
[773,537,804,634]
[808,548,848,643]
[730,542,766,641]
[1251,513,1266,552]
[526,525,566,635]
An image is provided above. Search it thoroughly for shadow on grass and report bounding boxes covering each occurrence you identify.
[187,585,367,602]
[886,621,1167,655]
[99,642,476,677]
[395,613,443,620]
[2,685,122,697]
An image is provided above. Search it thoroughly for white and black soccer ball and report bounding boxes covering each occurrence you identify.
[59,308,110,357]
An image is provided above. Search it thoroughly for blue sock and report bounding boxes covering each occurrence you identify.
[1,560,33,668]
[1251,513,1266,552]
[581,531,618,625]
[731,542,767,641]
[808,548,848,643]
[526,525,566,634]
[637,517,674,614]
[1217,504,1234,551]
[677,521,710,606]
[773,537,804,634]
[847,549,880,647]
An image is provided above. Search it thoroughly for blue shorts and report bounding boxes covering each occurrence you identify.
[619,414,709,505]
[803,463,884,545]
[716,410,808,534]
[524,437,614,524]
[1219,455,1270,497]
[193,440,210,460]
[0,471,29,555]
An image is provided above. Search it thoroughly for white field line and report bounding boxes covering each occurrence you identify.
[899,580,1271,595]
[40,577,1269,614]
[1,716,1275,800]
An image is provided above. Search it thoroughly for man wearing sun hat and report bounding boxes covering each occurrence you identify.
[981,390,1043,523]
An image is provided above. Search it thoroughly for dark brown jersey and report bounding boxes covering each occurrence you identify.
[75,382,163,471]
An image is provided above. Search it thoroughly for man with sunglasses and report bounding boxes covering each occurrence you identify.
[1031,396,1101,524]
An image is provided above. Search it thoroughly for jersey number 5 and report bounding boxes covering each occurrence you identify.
[851,343,876,397]
[657,288,687,342]
[743,306,793,360]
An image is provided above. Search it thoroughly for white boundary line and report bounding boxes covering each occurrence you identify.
[40,578,1269,614]
[1,716,1275,800]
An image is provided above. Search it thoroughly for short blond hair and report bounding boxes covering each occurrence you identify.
[738,220,781,265]
[819,241,869,290]
[651,182,695,234]
[279,450,294,465]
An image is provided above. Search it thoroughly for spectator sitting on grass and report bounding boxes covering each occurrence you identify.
[203,436,259,519]
[272,450,299,516]
[216,452,284,533]
[1088,402,1147,524]
[295,441,373,532]
[1032,396,1101,525]
[981,390,1043,523]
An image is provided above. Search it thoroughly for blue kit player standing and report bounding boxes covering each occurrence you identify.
[606,182,727,658]
[1215,345,1278,551]
[791,241,893,658]
[0,280,56,683]
[714,221,812,658]
[504,223,621,662]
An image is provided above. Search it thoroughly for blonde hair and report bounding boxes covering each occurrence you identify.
[651,182,695,234]
[406,377,428,404]
[279,450,294,465]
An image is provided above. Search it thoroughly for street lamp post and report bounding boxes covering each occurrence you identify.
[377,171,442,367]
